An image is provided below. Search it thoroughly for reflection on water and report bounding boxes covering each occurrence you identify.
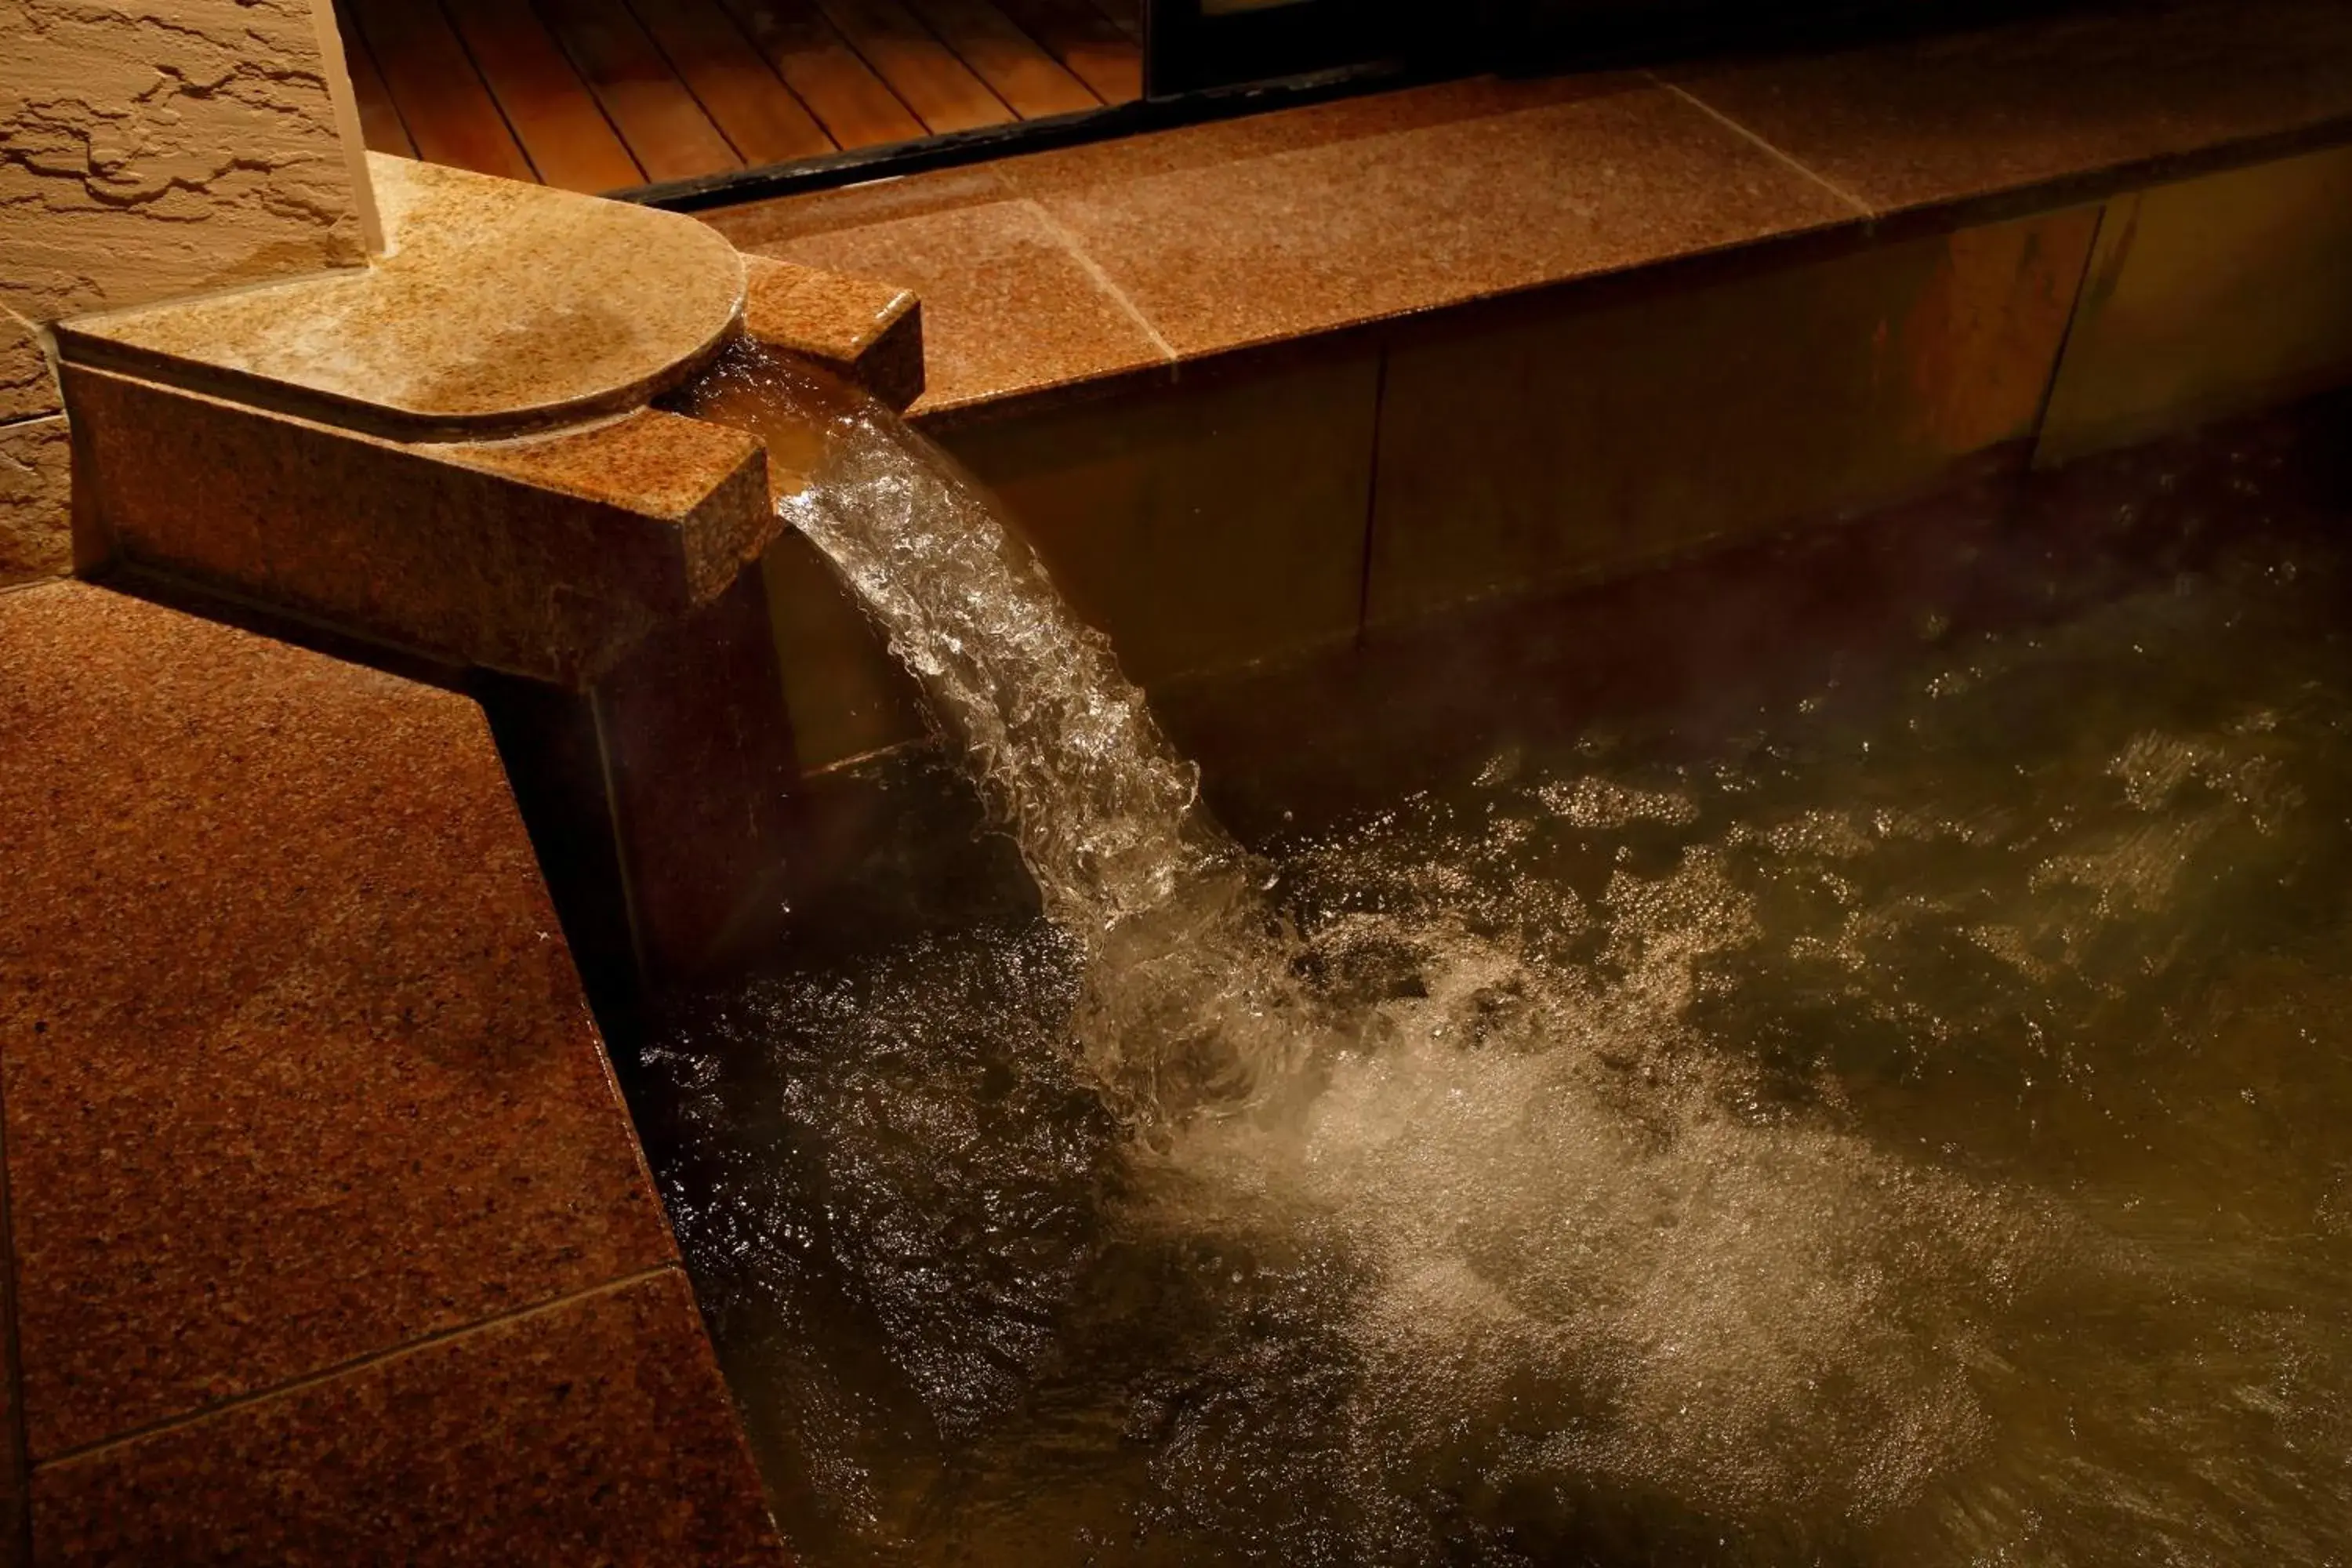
[640,387,2352,1565]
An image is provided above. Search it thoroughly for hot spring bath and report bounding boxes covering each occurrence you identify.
[643,361,2352,1566]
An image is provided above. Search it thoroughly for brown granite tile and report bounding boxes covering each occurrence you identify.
[1367,209,2097,626]
[2038,143,2352,464]
[995,72,1623,198]
[702,162,1014,251]
[30,1269,784,1566]
[2,310,56,425]
[759,200,1171,416]
[0,416,72,587]
[760,527,929,771]
[696,77,1594,254]
[595,572,803,980]
[937,345,1380,685]
[64,368,775,687]
[1666,0,2352,217]
[449,408,764,521]
[445,409,775,610]
[0,583,677,1458]
[1036,79,1861,359]
[52,155,745,442]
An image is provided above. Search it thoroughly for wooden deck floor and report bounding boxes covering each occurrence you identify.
[339,0,1144,192]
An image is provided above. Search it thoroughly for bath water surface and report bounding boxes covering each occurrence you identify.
[648,361,2352,1565]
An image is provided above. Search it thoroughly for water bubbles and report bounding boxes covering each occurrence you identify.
[664,357,2352,1568]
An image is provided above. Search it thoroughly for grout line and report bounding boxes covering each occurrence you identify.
[1352,347,1390,644]
[1021,199,1178,364]
[2024,197,2121,466]
[32,1264,678,1472]
[1654,75,1875,219]
[589,684,655,985]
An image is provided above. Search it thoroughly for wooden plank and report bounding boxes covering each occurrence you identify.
[716,0,927,150]
[335,2,418,158]
[348,0,536,180]
[902,0,1099,118]
[989,0,1139,102]
[1087,0,1142,44]
[625,0,837,164]
[535,0,743,182]
[811,0,1015,134]
[443,0,644,192]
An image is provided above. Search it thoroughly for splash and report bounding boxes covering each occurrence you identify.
[652,352,2352,1564]
[680,348,1316,1124]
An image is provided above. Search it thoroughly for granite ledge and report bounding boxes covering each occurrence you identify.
[30,1269,786,1565]
[0,581,688,1458]
[1662,0,2352,222]
[64,367,776,688]
[710,0,2352,428]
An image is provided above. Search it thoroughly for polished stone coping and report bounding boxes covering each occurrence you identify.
[52,154,747,442]
[702,0,2352,426]
[0,580,786,1559]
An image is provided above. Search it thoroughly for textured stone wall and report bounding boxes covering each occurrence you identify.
[0,0,368,326]
[1,0,372,585]
[1,303,69,586]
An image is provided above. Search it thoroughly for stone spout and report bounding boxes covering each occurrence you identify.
[53,153,920,688]
[51,151,925,996]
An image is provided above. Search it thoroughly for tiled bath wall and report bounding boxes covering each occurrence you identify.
[764,140,2352,772]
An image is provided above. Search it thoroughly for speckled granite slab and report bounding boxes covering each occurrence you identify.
[65,365,775,685]
[52,154,747,441]
[0,581,786,1562]
[703,0,2352,427]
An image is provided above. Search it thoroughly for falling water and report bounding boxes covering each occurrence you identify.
[712,356,1211,933]
[679,347,1316,1123]
[661,353,2352,1565]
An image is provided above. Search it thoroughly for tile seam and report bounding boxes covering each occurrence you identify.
[1653,76,1875,218]
[1018,198,1181,365]
[28,1262,681,1472]
[1353,348,1391,644]
[2024,197,2122,467]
